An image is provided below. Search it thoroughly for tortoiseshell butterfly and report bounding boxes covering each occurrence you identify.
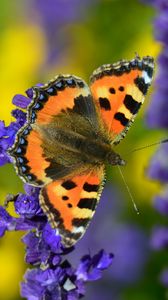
[9,56,154,247]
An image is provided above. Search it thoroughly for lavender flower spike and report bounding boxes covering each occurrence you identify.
[0,91,33,166]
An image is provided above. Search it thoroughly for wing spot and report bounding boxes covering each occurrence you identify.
[109,87,116,94]
[38,91,48,102]
[145,66,153,78]
[46,87,57,95]
[20,166,27,173]
[66,78,76,87]
[118,86,124,91]
[83,182,99,192]
[33,102,42,110]
[77,81,85,88]
[72,218,90,227]
[19,137,26,145]
[114,112,129,126]
[62,196,69,201]
[62,180,77,190]
[124,95,141,115]
[77,198,97,211]
[16,147,22,154]
[134,76,148,95]
[55,80,65,90]
[67,203,73,208]
[99,97,111,111]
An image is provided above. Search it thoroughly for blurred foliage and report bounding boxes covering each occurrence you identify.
[0,0,166,299]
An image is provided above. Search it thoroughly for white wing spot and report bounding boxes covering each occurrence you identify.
[142,71,151,84]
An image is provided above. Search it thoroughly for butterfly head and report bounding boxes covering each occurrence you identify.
[107,150,126,166]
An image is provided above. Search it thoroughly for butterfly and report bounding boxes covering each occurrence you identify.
[9,55,154,247]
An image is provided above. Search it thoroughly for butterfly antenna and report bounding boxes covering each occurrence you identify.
[117,165,140,215]
[127,138,168,155]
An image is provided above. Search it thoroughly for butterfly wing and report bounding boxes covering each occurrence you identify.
[90,56,154,144]
[9,75,106,247]
[9,75,100,186]
[40,167,105,247]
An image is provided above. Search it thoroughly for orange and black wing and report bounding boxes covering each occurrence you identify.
[40,167,105,247]
[90,56,154,144]
[9,75,99,186]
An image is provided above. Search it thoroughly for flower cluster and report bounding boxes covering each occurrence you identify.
[145,0,168,288]
[0,91,113,299]
[0,89,33,167]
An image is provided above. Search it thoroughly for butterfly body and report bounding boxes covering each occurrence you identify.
[35,119,125,173]
[9,56,154,247]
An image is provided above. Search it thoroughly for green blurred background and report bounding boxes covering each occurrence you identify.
[0,0,166,299]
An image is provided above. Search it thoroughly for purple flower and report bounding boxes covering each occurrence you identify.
[146,1,168,129]
[21,248,113,300]
[76,250,114,281]
[12,90,33,109]
[0,204,38,236]
[22,226,61,265]
[151,226,168,250]
[147,143,168,183]
[14,185,41,218]
[12,94,32,109]
[0,121,16,166]
[160,268,168,287]
[0,187,113,299]
[0,206,15,236]
[21,268,62,299]
[0,121,6,138]
[154,188,168,216]
[42,223,62,253]
[0,87,41,167]
[0,92,32,166]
